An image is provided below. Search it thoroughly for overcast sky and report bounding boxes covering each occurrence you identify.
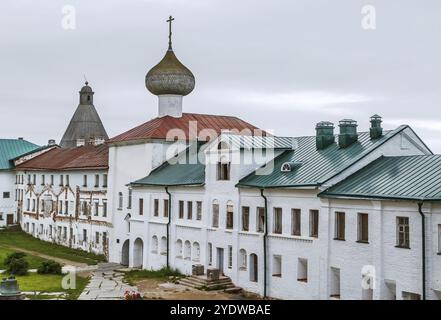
[1,0,440,152]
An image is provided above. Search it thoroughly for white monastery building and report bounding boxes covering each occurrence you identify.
[0,18,440,300]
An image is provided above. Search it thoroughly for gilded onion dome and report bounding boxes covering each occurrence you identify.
[145,16,195,96]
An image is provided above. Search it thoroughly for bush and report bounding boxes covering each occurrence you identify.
[4,252,26,267]
[37,260,62,275]
[6,258,29,275]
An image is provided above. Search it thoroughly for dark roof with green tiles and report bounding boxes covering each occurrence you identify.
[131,145,205,187]
[0,139,40,170]
[319,155,441,202]
[237,125,428,189]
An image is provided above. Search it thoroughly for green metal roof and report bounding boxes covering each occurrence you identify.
[0,139,40,170]
[237,125,414,189]
[131,145,205,187]
[220,134,296,149]
[320,155,441,202]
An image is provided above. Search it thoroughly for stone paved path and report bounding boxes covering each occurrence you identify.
[78,263,137,300]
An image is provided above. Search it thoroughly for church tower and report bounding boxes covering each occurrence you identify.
[59,82,109,148]
[145,16,195,118]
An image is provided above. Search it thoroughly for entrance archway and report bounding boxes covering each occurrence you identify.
[121,240,130,266]
[250,253,258,282]
[133,238,144,268]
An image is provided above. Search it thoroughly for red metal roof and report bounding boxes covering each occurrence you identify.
[16,144,108,171]
[108,113,264,144]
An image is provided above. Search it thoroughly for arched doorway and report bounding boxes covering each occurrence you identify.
[133,238,144,268]
[121,240,130,266]
[250,253,258,282]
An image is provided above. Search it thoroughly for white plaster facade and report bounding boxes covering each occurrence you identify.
[108,125,440,300]
[17,170,111,257]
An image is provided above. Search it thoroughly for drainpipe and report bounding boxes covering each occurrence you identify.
[260,189,268,298]
[165,186,171,269]
[417,202,426,300]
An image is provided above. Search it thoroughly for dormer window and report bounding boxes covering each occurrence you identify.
[281,161,302,172]
[281,163,292,172]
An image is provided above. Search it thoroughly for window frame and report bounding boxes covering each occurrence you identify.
[357,213,369,243]
[334,211,345,241]
[291,208,301,236]
[396,216,410,248]
[273,207,283,234]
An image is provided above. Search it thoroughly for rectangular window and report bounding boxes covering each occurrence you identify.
[33,174,36,185]
[58,200,62,214]
[102,174,108,187]
[83,229,87,242]
[212,203,219,227]
[164,199,169,218]
[242,206,250,231]
[153,199,159,216]
[396,216,410,248]
[27,174,31,185]
[226,204,234,229]
[217,162,230,181]
[438,225,441,253]
[32,199,36,212]
[272,255,282,277]
[41,175,45,186]
[179,201,184,219]
[118,192,123,210]
[94,174,99,187]
[94,201,99,216]
[196,201,202,221]
[64,200,68,215]
[228,245,232,269]
[26,199,30,211]
[297,258,308,282]
[102,200,107,217]
[208,243,213,266]
[358,213,369,243]
[2,192,10,199]
[103,232,107,246]
[95,232,100,244]
[127,189,132,209]
[257,207,265,233]
[50,175,54,186]
[310,210,319,238]
[63,227,67,240]
[334,212,345,240]
[139,198,144,216]
[59,175,64,186]
[273,208,282,234]
[291,209,301,236]
[187,201,193,220]
[66,175,69,186]
[83,175,87,187]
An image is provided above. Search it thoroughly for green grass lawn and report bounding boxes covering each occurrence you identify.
[123,267,183,285]
[0,229,106,265]
[15,273,89,300]
[0,247,49,269]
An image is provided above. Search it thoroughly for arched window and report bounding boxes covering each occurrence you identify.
[192,242,200,262]
[239,249,247,270]
[160,236,167,255]
[151,235,158,254]
[217,141,230,150]
[176,239,183,258]
[124,214,131,233]
[184,240,191,260]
